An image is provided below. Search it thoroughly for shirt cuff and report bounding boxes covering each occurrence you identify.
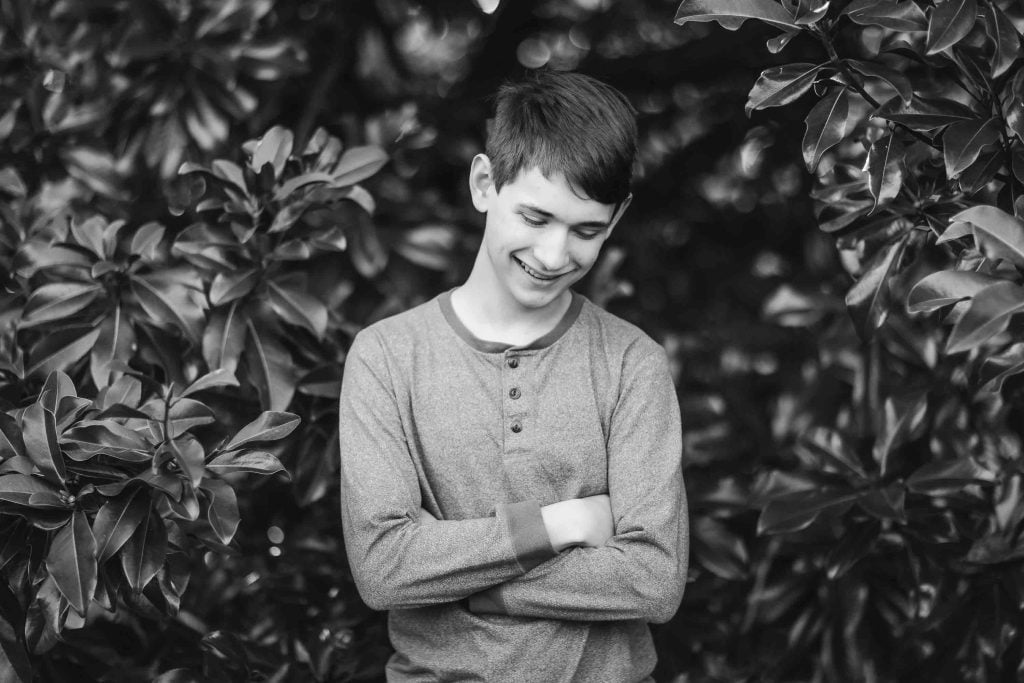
[496,499,556,573]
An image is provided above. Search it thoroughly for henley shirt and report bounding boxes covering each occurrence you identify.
[338,289,688,682]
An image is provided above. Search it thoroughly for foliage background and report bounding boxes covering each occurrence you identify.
[2,0,1024,681]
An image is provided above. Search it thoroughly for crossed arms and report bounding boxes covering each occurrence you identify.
[337,329,688,623]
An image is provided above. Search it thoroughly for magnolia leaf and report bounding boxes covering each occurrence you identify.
[210,160,249,195]
[0,473,62,506]
[20,283,102,328]
[393,224,460,271]
[802,87,851,171]
[332,146,388,187]
[946,281,1024,353]
[906,456,994,494]
[943,118,1001,178]
[45,510,97,616]
[91,306,135,390]
[846,60,912,103]
[101,374,143,411]
[864,134,904,211]
[767,29,799,53]
[0,413,26,460]
[872,393,927,475]
[926,0,978,55]
[24,576,62,654]
[181,368,239,398]
[14,240,93,279]
[675,0,798,30]
[758,489,861,534]
[250,126,293,179]
[745,63,822,115]
[347,213,387,278]
[0,633,32,682]
[267,280,328,339]
[202,479,240,545]
[121,505,166,593]
[209,269,260,307]
[794,0,829,25]
[907,270,1001,312]
[130,273,205,344]
[935,219,974,244]
[979,343,1024,392]
[21,404,65,486]
[983,3,1021,78]
[693,517,748,580]
[874,95,976,131]
[224,411,300,451]
[272,172,334,204]
[846,236,907,336]
[61,420,151,462]
[130,222,165,261]
[795,427,867,479]
[93,487,150,562]
[950,205,1024,267]
[206,450,287,477]
[202,302,246,374]
[842,0,927,30]
[69,216,107,258]
[958,147,1004,194]
[243,319,296,412]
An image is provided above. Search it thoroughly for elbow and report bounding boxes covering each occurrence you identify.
[635,562,687,624]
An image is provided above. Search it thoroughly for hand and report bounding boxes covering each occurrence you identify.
[540,494,613,552]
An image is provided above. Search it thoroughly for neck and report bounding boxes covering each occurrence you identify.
[453,255,571,345]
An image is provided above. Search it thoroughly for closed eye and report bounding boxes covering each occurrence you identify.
[573,229,602,240]
[520,213,546,226]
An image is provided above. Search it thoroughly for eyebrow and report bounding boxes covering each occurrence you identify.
[516,203,611,229]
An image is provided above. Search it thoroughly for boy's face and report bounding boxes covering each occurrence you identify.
[469,156,625,315]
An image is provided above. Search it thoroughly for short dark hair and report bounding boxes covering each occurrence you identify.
[485,70,637,205]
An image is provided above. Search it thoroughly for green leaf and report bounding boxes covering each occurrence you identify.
[758,489,861,534]
[674,0,798,30]
[209,268,260,306]
[250,126,293,179]
[202,302,246,374]
[45,510,96,616]
[802,87,851,172]
[980,343,1024,392]
[846,60,912,103]
[693,517,748,580]
[20,283,102,328]
[69,216,108,258]
[0,474,62,506]
[794,0,828,24]
[171,435,205,487]
[907,270,1001,312]
[181,368,239,398]
[332,146,389,186]
[946,281,1024,353]
[0,634,32,682]
[202,479,239,545]
[206,450,286,477]
[952,205,1024,267]
[958,147,1004,194]
[906,457,994,494]
[926,0,978,55]
[21,404,64,486]
[943,118,1001,177]
[25,325,99,379]
[874,95,976,131]
[210,160,249,195]
[872,393,927,475]
[60,421,151,462]
[795,427,867,479]
[842,0,927,31]
[846,236,907,336]
[130,222,165,262]
[347,213,388,277]
[864,133,904,211]
[130,272,205,344]
[224,411,300,451]
[14,240,93,279]
[0,413,26,460]
[746,63,822,115]
[243,321,296,412]
[121,504,166,593]
[93,487,149,562]
[935,219,974,244]
[140,398,215,438]
[272,173,335,203]
[24,576,62,655]
[91,306,135,390]
[983,3,1021,78]
[267,279,328,339]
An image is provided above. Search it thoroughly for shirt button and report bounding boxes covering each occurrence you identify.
[511,422,522,434]
[509,387,521,400]
[507,357,519,369]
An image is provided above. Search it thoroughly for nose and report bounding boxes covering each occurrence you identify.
[533,227,570,272]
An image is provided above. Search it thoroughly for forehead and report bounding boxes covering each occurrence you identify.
[498,166,615,223]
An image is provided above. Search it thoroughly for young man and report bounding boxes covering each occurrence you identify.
[338,70,687,681]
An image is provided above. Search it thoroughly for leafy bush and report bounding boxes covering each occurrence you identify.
[672,0,1024,679]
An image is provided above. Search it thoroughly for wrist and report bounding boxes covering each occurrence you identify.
[540,499,580,552]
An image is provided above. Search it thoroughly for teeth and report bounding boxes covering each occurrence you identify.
[518,260,556,280]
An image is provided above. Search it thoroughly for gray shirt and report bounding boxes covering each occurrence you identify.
[338,290,688,682]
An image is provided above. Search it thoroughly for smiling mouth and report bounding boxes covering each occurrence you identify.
[515,258,566,282]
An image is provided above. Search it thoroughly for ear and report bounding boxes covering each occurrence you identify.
[605,193,632,238]
[468,154,494,213]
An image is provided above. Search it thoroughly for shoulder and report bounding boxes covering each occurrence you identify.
[574,295,666,364]
[351,295,446,357]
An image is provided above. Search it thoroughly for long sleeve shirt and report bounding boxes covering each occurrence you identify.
[338,289,688,682]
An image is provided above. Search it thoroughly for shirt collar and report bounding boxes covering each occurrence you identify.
[438,288,584,354]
